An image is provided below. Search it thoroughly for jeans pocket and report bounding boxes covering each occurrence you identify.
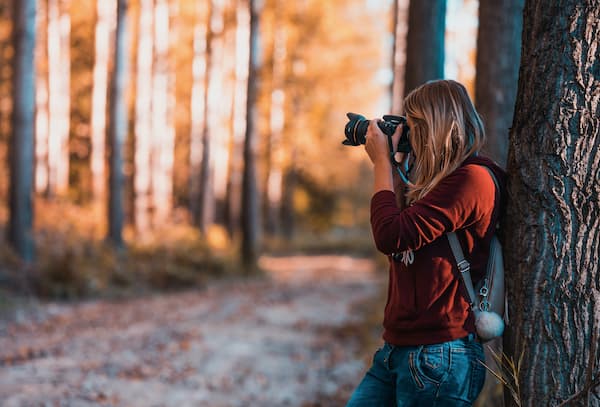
[414,344,450,385]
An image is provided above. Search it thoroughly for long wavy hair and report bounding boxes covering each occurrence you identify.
[403,79,485,203]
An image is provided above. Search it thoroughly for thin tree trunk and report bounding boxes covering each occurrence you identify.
[46,0,70,196]
[107,0,129,248]
[224,0,250,238]
[134,0,153,234]
[475,0,523,168]
[390,0,409,114]
[264,7,285,236]
[9,0,36,261]
[504,2,600,405]
[214,2,235,225]
[91,0,116,201]
[35,0,49,194]
[241,0,261,270]
[189,0,210,230]
[150,0,173,225]
[190,1,219,233]
[403,0,446,96]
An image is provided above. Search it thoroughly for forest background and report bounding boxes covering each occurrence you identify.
[0,0,481,296]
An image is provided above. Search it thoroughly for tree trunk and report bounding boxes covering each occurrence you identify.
[241,0,261,270]
[264,1,285,236]
[46,0,70,196]
[390,0,409,115]
[403,0,446,96]
[133,0,153,234]
[504,2,600,406]
[35,0,49,194]
[9,0,36,262]
[90,0,116,201]
[107,0,129,248]
[150,0,173,225]
[189,0,211,231]
[224,0,250,239]
[475,0,523,168]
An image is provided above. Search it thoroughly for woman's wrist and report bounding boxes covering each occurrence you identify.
[373,159,394,192]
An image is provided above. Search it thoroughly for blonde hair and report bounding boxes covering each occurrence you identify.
[403,79,485,203]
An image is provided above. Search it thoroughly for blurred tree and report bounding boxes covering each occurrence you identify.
[134,0,153,234]
[263,0,285,236]
[475,0,523,168]
[404,0,446,95]
[90,0,116,201]
[107,0,129,248]
[150,0,174,225]
[241,0,261,269]
[504,1,600,405]
[224,0,250,238]
[46,0,71,197]
[390,0,409,114]
[9,0,35,261]
[34,0,49,195]
[189,0,213,232]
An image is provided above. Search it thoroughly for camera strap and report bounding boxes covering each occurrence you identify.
[390,148,412,186]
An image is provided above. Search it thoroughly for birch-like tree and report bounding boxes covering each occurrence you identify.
[107,0,129,248]
[150,0,175,226]
[90,0,116,201]
[46,0,70,196]
[504,2,600,405]
[224,0,250,238]
[134,0,154,234]
[35,0,49,195]
[241,0,261,269]
[263,1,285,236]
[9,0,36,261]
[189,0,212,231]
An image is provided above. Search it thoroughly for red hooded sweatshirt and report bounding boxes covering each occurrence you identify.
[370,155,506,346]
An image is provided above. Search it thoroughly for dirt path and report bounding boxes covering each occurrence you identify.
[0,255,382,407]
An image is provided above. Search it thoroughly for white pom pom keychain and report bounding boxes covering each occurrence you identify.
[474,310,505,341]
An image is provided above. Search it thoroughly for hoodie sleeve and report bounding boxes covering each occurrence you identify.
[370,164,497,254]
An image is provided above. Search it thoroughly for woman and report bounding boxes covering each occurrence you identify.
[347,79,506,406]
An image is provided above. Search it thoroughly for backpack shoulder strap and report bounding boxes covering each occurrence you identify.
[447,231,477,309]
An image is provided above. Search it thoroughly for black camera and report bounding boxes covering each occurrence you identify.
[343,112,411,153]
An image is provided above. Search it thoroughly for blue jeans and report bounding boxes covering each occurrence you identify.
[346,334,486,406]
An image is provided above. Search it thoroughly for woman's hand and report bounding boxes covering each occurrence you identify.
[364,119,390,165]
[365,119,406,165]
[365,118,406,194]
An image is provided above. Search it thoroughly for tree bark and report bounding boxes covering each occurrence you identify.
[403,0,446,96]
[150,0,174,225]
[46,0,70,196]
[224,0,250,238]
[35,0,49,195]
[90,0,116,201]
[241,0,261,270]
[107,0,129,248]
[504,2,600,405]
[9,0,36,262]
[133,0,153,234]
[264,0,285,236]
[475,0,523,168]
[189,0,213,232]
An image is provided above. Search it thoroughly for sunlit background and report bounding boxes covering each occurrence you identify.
[0,0,483,296]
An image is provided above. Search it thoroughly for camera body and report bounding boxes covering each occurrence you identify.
[343,112,411,153]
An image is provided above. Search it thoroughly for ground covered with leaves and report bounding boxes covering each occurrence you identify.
[0,255,383,406]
